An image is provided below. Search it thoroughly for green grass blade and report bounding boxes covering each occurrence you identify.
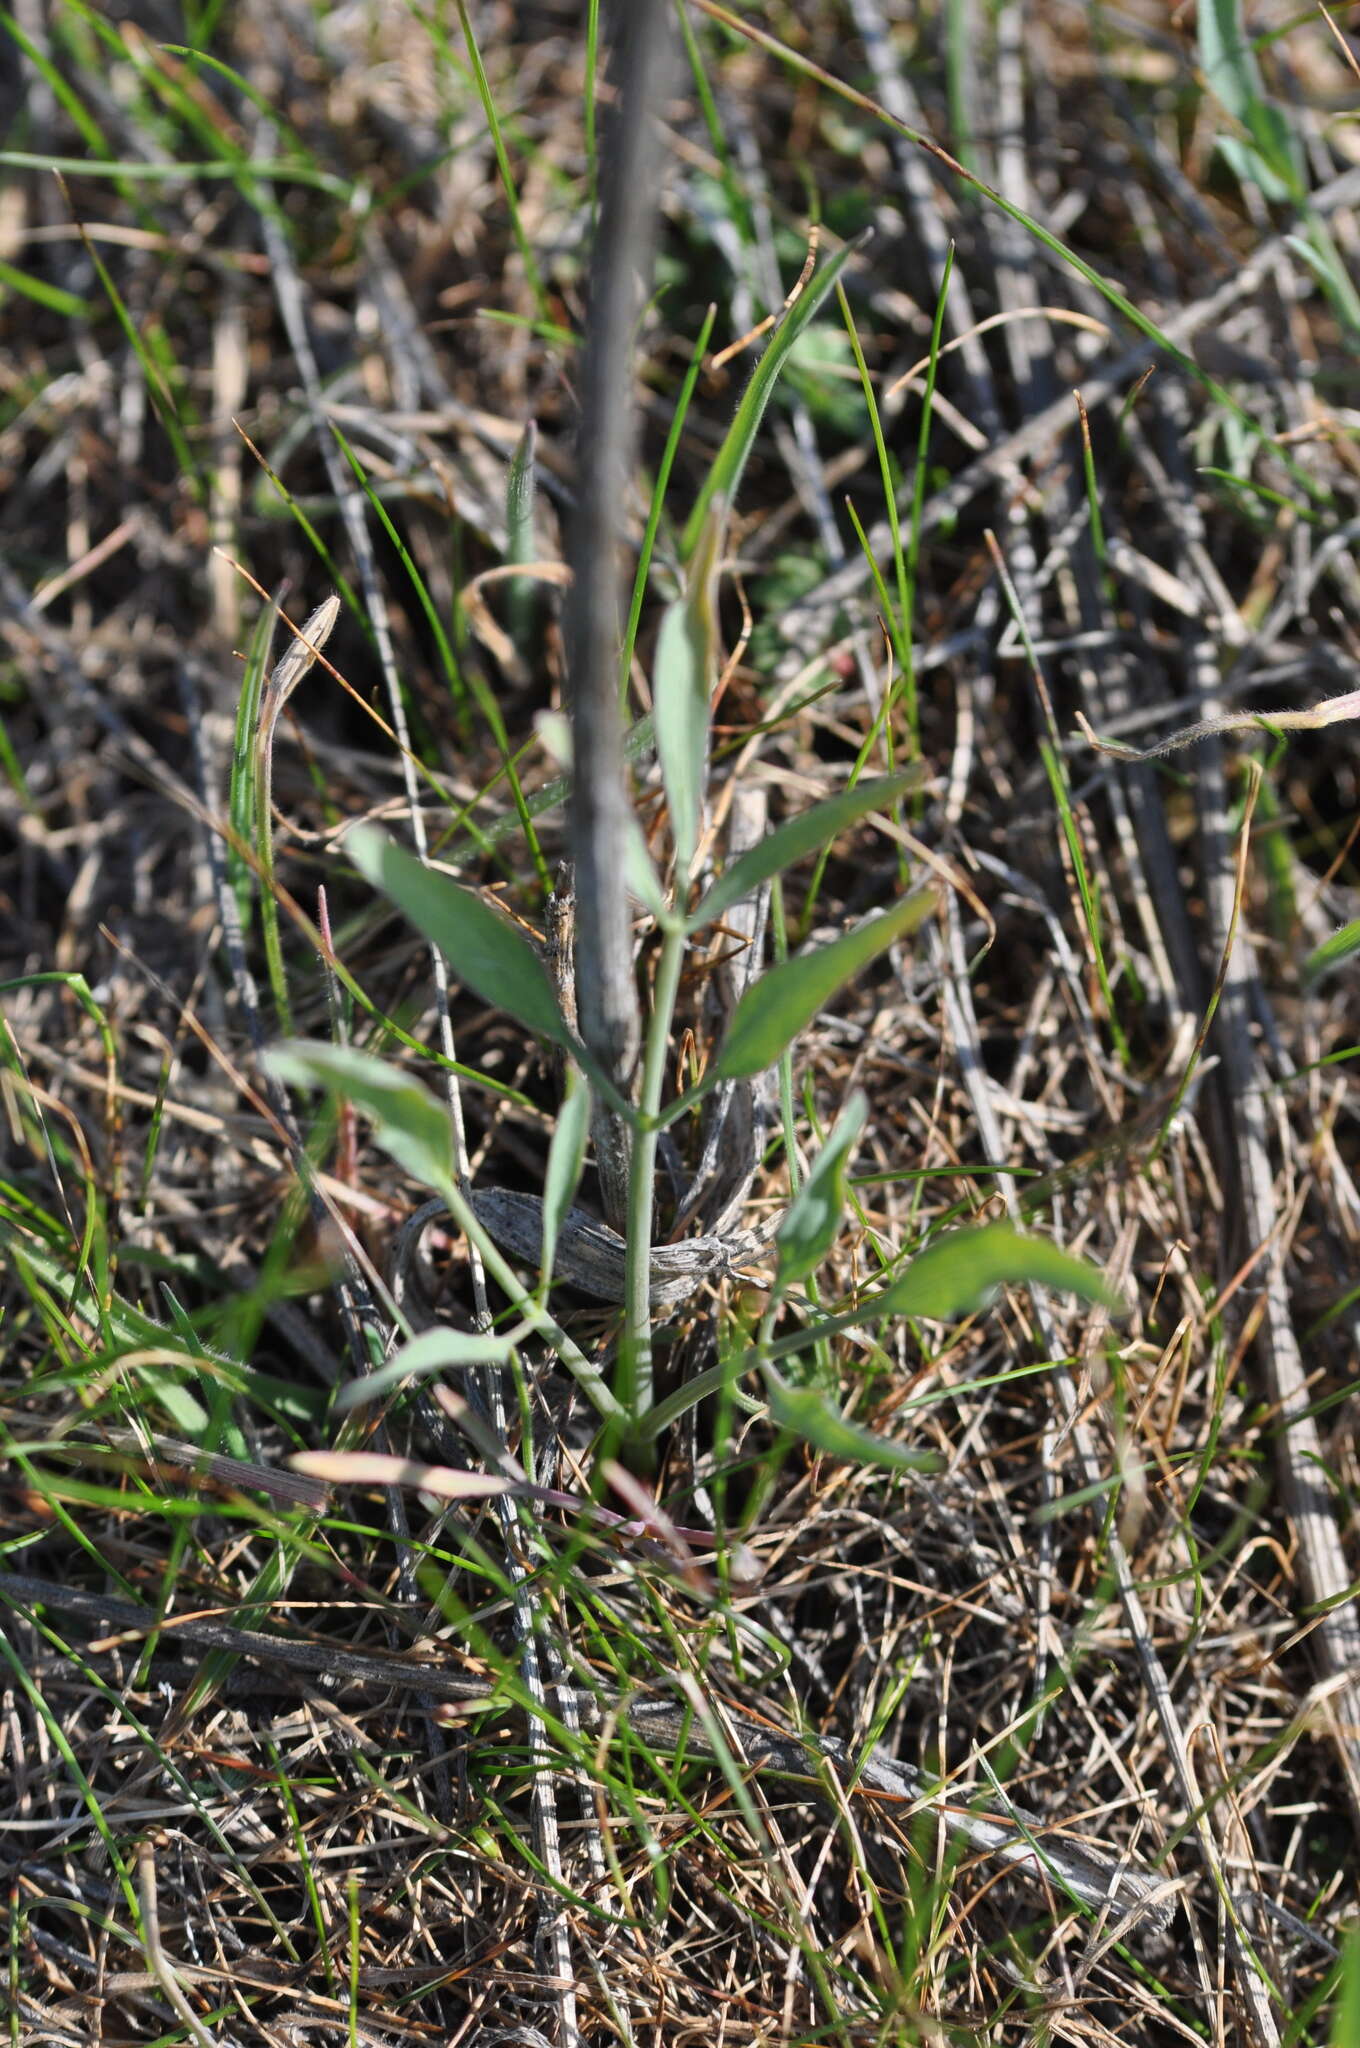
[621,302,717,697]
[454,0,549,319]
[680,231,869,562]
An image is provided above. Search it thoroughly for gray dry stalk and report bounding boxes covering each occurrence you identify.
[467,1185,748,1307]
[564,0,676,1226]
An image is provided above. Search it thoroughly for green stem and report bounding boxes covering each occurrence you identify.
[619,921,688,1423]
[254,735,293,1037]
[437,1174,623,1422]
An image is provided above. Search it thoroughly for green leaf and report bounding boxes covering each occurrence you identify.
[766,1222,1124,1365]
[712,889,934,1082]
[1198,0,1266,128]
[774,1092,867,1298]
[871,1222,1123,1323]
[625,813,670,922]
[0,258,88,318]
[350,826,574,1055]
[540,1067,591,1290]
[267,1040,453,1192]
[505,418,536,567]
[762,1367,938,1473]
[1303,919,1360,988]
[1198,0,1301,199]
[134,1369,210,1436]
[688,769,924,933]
[1217,132,1293,205]
[333,1326,517,1411]
[654,497,723,882]
[505,418,537,646]
[680,231,869,562]
[1334,1921,1360,2048]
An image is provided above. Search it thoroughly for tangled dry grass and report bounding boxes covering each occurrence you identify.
[2,3,1360,2043]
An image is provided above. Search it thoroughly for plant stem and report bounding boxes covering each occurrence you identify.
[436,1175,623,1423]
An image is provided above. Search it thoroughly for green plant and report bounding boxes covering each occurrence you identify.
[271,239,1123,1467]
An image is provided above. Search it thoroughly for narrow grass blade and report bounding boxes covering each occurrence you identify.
[1303,920,1360,988]
[680,231,869,562]
[621,302,717,695]
[454,0,549,318]
[505,418,537,649]
[0,259,87,315]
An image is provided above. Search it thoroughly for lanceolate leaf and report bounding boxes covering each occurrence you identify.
[762,1368,938,1474]
[349,826,573,1054]
[766,1222,1124,1362]
[688,768,925,933]
[334,1327,517,1411]
[654,496,724,882]
[267,1040,453,1192]
[871,1222,1123,1321]
[712,889,935,1082]
[773,1091,867,1298]
[540,1066,591,1289]
[625,812,669,921]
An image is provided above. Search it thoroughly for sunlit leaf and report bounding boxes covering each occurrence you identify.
[712,889,934,1082]
[773,1091,867,1298]
[333,1326,517,1411]
[268,1040,453,1191]
[762,1367,938,1473]
[654,497,723,882]
[689,769,923,933]
[350,826,574,1054]
[541,1066,591,1289]
[870,1222,1122,1322]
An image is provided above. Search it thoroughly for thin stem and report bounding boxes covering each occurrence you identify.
[436,1174,624,1423]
